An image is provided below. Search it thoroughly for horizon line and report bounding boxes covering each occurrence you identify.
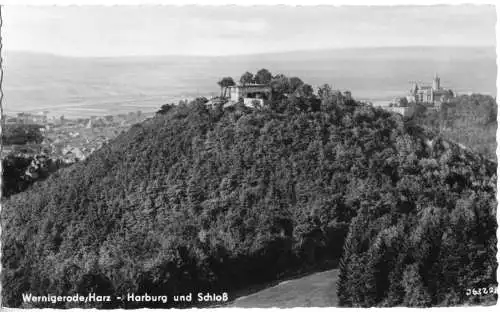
[4,44,496,59]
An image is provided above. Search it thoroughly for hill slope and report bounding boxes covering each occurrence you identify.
[2,96,497,308]
[413,94,497,161]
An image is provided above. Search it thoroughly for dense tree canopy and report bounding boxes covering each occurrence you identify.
[1,84,496,308]
[2,124,44,145]
[240,71,254,85]
[413,94,497,160]
[289,77,305,93]
[268,74,305,101]
[2,155,71,198]
[156,103,175,115]
[337,95,498,307]
[318,84,333,100]
[296,84,314,98]
[254,68,273,85]
[1,155,34,198]
[337,129,497,306]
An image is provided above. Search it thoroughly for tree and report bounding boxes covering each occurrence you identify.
[289,77,304,93]
[318,84,333,100]
[1,155,33,197]
[156,103,175,115]
[194,97,209,105]
[270,76,291,99]
[2,124,44,145]
[239,72,254,85]
[297,84,314,98]
[254,69,273,85]
[217,77,236,98]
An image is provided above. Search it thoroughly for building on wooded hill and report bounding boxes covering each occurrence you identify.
[227,83,273,107]
[407,73,454,110]
[379,96,415,118]
[382,73,455,117]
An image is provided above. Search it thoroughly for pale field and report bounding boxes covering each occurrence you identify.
[230,269,339,308]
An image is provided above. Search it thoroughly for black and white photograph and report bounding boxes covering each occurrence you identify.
[0,1,497,309]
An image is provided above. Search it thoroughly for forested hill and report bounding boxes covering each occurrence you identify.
[413,94,497,161]
[2,92,497,307]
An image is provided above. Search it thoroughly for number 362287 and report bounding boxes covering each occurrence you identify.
[466,287,497,296]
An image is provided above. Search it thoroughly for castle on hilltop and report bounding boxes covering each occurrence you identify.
[381,74,455,117]
[407,74,454,110]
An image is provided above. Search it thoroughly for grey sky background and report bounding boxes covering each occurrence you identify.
[2,5,496,57]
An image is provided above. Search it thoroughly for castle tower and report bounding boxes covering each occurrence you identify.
[432,73,440,91]
[410,82,418,95]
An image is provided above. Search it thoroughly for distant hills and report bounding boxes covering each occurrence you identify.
[3,46,496,117]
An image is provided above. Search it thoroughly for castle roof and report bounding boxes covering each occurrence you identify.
[232,83,269,88]
[230,83,272,93]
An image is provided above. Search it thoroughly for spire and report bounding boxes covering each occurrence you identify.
[432,73,440,91]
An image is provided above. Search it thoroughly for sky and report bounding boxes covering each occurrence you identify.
[1,5,497,57]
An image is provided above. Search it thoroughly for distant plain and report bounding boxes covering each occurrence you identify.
[2,46,496,118]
